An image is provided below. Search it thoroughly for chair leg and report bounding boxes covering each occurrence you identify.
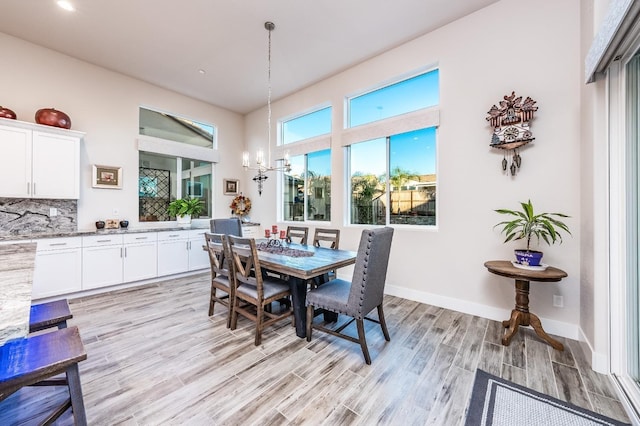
[356,319,371,365]
[306,305,314,342]
[208,286,216,316]
[66,363,87,426]
[230,298,239,330]
[377,305,391,341]
[255,304,263,346]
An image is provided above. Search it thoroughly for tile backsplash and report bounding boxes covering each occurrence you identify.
[0,198,77,235]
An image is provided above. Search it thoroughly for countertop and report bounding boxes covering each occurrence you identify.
[0,222,261,242]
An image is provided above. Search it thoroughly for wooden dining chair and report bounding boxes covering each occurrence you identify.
[305,227,394,364]
[227,235,293,345]
[286,226,309,245]
[313,228,340,249]
[204,232,234,327]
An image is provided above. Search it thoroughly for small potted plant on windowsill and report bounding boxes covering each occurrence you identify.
[167,197,203,227]
[494,199,571,268]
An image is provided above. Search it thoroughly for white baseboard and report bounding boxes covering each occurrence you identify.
[384,284,580,341]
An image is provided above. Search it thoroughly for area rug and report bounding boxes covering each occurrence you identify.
[465,369,630,426]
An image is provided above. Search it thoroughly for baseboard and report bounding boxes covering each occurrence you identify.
[384,284,580,341]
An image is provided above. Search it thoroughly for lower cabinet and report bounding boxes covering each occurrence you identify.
[188,229,209,271]
[33,237,82,299]
[123,233,158,282]
[242,224,260,238]
[82,234,124,290]
[157,231,190,276]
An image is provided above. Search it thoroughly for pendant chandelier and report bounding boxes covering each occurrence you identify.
[242,21,291,196]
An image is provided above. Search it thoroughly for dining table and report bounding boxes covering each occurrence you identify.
[254,239,357,338]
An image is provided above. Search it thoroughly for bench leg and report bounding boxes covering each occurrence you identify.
[66,364,87,426]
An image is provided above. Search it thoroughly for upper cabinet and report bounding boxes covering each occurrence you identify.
[0,118,83,199]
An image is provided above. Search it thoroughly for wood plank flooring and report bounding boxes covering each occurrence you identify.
[0,273,631,425]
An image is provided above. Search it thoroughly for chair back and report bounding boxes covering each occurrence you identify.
[210,218,242,236]
[204,232,231,279]
[347,227,394,317]
[286,226,309,245]
[227,235,264,297]
[313,228,340,249]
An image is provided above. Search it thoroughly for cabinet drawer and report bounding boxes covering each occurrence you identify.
[157,230,189,241]
[82,234,124,247]
[36,236,82,251]
[188,229,207,240]
[123,232,157,244]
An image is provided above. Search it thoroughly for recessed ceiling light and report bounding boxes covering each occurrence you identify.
[198,69,206,75]
[57,1,75,11]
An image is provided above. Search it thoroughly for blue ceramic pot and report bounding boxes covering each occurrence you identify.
[514,250,543,266]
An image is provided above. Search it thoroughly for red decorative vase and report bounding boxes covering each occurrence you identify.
[35,108,71,129]
[0,106,17,119]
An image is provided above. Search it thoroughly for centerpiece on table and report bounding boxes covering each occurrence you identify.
[494,199,571,268]
[230,194,251,222]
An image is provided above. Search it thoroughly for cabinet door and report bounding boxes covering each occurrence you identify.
[123,242,158,282]
[157,239,189,276]
[83,245,124,289]
[32,131,80,199]
[33,248,82,299]
[188,240,209,271]
[0,125,31,197]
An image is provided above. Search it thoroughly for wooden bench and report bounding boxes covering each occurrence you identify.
[29,299,73,332]
[0,326,88,425]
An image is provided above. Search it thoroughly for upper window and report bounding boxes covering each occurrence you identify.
[283,149,331,222]
[139,107,215,148]
[281,106,332,145]
[349,127,436,226]
[347,69,439,128]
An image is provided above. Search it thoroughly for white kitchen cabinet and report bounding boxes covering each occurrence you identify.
[0,119,83,199]
[32,237,82,299]
[82,234,124,290]
[188,229,209,271]
[157,231,190,276]
[242,224,260,238]
[123,233,157,282]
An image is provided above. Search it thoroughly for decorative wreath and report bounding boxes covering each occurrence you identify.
[230,194,251,216]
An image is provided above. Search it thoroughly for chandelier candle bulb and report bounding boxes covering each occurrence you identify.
[242,152,250,167]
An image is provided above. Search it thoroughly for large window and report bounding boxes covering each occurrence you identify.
[349,127,436,226]
[282,107,331,145]
[283,149,331,222]
[348,69,439,128]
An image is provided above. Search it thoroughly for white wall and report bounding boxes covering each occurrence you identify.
[0,32,244,230]
[245,0,583,338]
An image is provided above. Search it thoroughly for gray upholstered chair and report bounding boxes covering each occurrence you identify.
[305,227,394,364]
[210,218,242,236]
[204,232,234,327]
[227,235,293,345]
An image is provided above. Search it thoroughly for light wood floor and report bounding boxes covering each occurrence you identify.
[0,273,631,425]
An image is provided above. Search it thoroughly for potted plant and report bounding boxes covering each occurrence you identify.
[494,199,571,266]
[167,197,203,226]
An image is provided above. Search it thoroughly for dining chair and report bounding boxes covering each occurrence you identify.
[210,217,242,236]
[204,232,235,328]
[305,227,394,364]
[286,226,309,244]
[313,228,340,249]
[227,235,293,345]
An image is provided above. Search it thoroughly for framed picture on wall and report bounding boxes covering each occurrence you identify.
[223,179,239,195]
[93,165,122,189]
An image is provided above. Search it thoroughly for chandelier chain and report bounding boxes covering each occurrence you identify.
[267,22,272,165]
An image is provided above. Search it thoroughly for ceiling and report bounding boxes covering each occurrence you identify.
[0,0,499,114]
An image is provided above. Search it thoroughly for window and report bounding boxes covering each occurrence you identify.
[283,149,331,222]
[139,107,215,148]
[348,69,439,128]
[138,152,212,222]
[349,127,436,226]
[282,107,331,145]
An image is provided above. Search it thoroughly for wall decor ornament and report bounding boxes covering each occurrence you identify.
[486,91,538,176]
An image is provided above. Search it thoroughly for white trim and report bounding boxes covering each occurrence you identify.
[384,283,580,340]
[137,135,220,163]
[341,107,439,147]
[274,134,331,158]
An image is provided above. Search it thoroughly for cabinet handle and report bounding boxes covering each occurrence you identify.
[27,182,30,195]
[49,243,67,246]
[33,182,36,195]
[135,237,146,240]
[169,234,180,238]
[124,247,127,257]
[120,247,123,258]
[97,239,112,243]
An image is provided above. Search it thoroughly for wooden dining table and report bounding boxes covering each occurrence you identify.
[255,239,357,338]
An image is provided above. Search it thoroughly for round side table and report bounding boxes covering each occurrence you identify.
[484,260,567,351]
